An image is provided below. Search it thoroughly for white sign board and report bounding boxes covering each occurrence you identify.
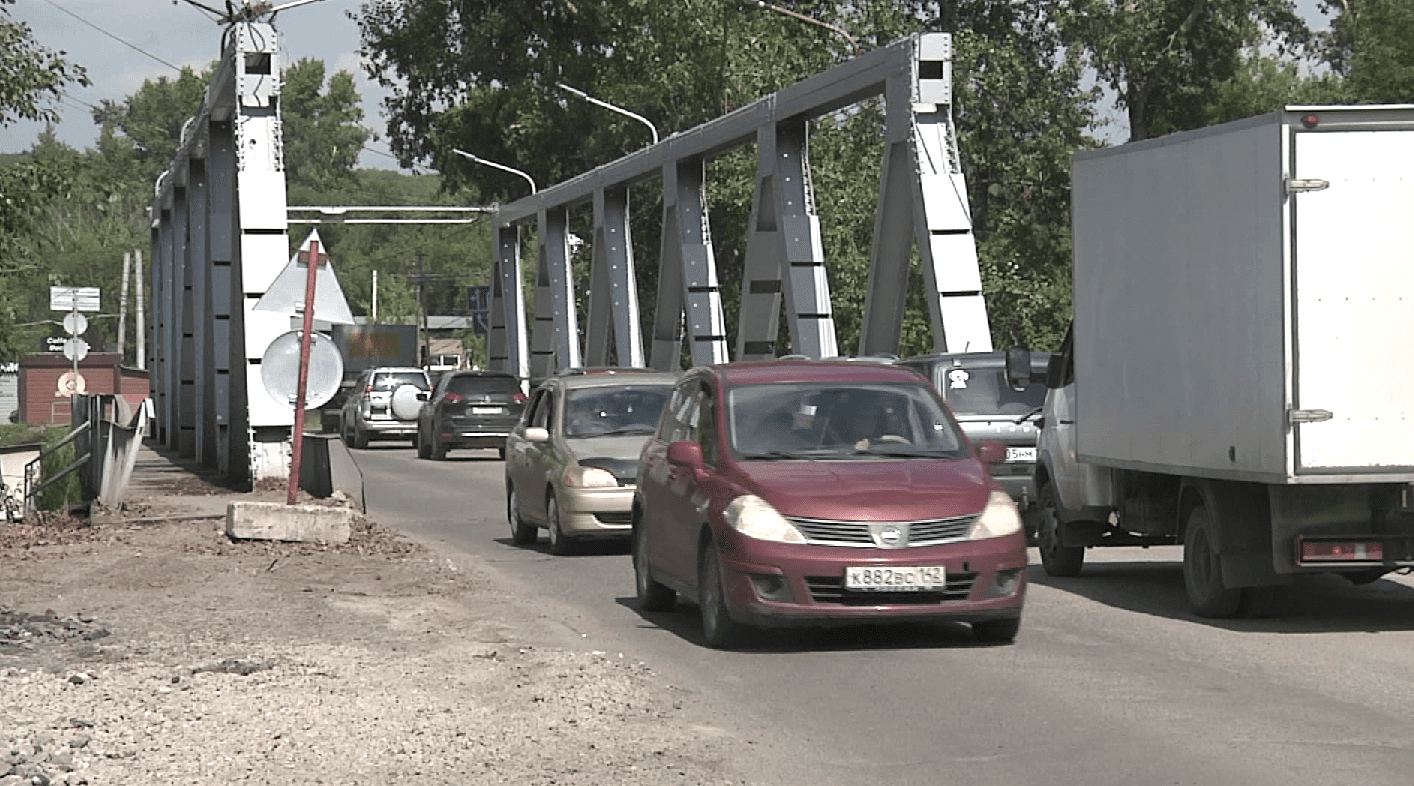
[50,286,101,312]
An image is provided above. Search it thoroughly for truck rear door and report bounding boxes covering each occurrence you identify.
[1291,123,1414,472]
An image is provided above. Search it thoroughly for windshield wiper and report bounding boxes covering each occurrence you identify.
[739,450,800,461]
[1015,405,1044,425]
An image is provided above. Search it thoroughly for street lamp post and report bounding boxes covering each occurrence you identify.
[556,83,660,145]
[751,1,860,58]
[451,149,538,195]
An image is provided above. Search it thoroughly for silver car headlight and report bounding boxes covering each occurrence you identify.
[562,466,619,488]
[969,490,1022,540]
[724,495,806,544]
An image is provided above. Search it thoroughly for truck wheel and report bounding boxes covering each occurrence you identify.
[1036,483,1084,577]
[1182,503,1245,618]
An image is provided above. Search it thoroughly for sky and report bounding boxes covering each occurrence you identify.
[4,0,1333,170]
[1,0,408,170]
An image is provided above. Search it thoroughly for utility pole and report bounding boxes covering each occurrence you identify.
[118,252,131,361]
[415,250,429,366]
[135,250,146,370]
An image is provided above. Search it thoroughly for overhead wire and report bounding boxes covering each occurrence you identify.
[35,0,184,74]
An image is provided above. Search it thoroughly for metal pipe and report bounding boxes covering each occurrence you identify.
[557,83,660,145]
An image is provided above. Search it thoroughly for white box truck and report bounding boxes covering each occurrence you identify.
[1015,105,1414,617]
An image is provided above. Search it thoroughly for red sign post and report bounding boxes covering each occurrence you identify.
[287,240,323,505]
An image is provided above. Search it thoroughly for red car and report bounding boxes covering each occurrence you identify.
[631,360,1027,648]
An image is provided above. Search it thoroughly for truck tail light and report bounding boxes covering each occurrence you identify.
[1299,539,1383,563]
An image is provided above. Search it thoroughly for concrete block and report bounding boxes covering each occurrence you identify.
[226,501,352,543]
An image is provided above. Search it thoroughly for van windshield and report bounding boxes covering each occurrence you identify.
[938,366,1045,417]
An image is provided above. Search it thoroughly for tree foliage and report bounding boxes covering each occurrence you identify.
[1062,0,1311,141]
[0,0,89,128]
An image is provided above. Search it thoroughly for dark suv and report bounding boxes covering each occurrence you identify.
[415,370,527,460]
[631,359,1027,648]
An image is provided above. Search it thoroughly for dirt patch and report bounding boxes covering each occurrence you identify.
[0,488,750,785]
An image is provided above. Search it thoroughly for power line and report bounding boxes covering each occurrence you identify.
[36,0,183,73]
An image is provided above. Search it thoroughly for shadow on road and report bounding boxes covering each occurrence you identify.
[1029,560,1414,633]
[615,596,1007,653]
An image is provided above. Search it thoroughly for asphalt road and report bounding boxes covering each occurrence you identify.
[350,442,1414,786]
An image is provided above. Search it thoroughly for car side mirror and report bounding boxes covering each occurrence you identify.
[976,440,1007,465]
[1045,353,1065,389]
[525,426,550,443]
[1004,346,1032,390]
[666,440,704,469]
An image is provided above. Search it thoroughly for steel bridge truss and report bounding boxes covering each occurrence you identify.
[147,29,988,482]
[485,32,991,383]
[150,22,293,482]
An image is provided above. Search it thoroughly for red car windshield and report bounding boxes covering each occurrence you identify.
[727,382,969,460]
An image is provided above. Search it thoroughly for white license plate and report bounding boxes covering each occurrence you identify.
[845,565,946,591]
[472,407,503,415]
[1005,446,1036,463]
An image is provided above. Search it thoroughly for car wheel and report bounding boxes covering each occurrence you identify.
[507,487,537,546]
[972,617,1021,644]
[352,421,369,450]
[1036,483,1084,577]
[698,535,747,649]
[546,495,574,556]
[430,432,447,461]
[1182,502,1245,618]
[497,445,507,461]
[341,419,354,448]
[415,427,431,459]
[633,514,675,612]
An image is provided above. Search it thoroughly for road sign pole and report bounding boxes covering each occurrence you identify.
[287,240,323,506]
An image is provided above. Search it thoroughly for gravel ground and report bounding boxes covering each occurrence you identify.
[0,482,754,785]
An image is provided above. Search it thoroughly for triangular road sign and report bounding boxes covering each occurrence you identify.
[253,229,356,324]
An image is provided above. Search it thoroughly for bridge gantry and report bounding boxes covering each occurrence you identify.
[149,28,989,483]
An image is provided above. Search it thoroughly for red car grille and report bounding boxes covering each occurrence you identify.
[804,572,978,605]
[787,515,976,547]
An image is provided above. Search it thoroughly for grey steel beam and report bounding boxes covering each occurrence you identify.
[207,119,238,476]
[585,186,643,367]
[531,208,581,378]
[657,159,728,369]
[737,119,836,359]
[492,35,922,226]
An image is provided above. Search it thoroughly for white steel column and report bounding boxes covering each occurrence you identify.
[861,34,991,354]
[489,225,529,384]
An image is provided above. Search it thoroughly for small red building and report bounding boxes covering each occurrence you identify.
[18,353,149,425]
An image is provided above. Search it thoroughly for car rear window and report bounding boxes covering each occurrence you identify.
[727,382,969,460]
[937,366,1045,416]
[371,371,429,392]
[447,375,520,395]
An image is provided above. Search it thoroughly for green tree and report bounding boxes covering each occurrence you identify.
[0,0,88,127]
[282,58,370,199]
[1320,0,1414,102]
[1062,0,1311,141]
